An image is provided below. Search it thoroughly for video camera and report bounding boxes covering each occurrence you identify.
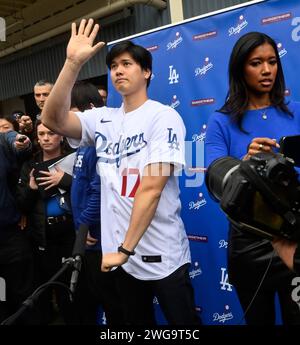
[205,152,300,241]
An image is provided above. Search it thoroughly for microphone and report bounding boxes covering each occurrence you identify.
[69,224,89,296]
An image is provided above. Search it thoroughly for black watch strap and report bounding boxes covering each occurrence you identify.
[118,245,135,256]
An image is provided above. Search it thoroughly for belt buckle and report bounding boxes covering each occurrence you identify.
[47,216,55,225]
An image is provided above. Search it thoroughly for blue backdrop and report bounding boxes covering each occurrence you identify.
[105,0,300,325]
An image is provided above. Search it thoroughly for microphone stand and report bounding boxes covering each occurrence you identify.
[1,258,75,325]
[1,224,89,325]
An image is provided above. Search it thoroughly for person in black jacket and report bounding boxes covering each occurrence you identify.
[0,131,33,323]
[16,120,75,324]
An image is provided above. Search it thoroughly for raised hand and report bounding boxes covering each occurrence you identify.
[67,18,105,68]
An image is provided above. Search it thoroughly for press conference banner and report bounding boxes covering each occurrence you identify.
[106,0,300,325]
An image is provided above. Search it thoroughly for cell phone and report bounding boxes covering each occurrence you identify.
[279,134,300,167]
[17,135,27,143]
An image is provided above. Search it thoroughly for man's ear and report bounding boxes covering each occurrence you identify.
[144,68,151,81]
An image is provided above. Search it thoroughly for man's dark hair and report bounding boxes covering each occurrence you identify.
[219,31,291,131]
[5,112,20,131]
[71,81,104,111]
[34,79,53,88]
[106,40,152,87]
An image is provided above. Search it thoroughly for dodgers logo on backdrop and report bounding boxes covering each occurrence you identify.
[192,124,207,142]
[153,296,159,305]
[167,31,183,50]
[168,65,179,84]
[170,95,180,109]
[220,268,233,291]
[195,57,213,77]
[167,128,180,150]
[277,42,288,58]
[189,193,207,210]
[219,239,228,249]
[212,305,234,324]
[95,131,147,167]
[0,277,6,302]
[189,261,202,279]
[228,15,248,36]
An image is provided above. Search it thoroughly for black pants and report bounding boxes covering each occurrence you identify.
[228,225,300,325]
[32,219,75,324]
[0,228,34,324]
[115,264,201,325]
[71,250,124,325]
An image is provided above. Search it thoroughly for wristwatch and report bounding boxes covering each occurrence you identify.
[118,244,135,256]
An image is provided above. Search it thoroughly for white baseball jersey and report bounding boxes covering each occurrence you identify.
[68,99,191,280]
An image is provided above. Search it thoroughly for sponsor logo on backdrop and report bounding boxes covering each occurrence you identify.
[153,296,159,304]
[170,95,180,109]
[167,32,183,50]
[213,305,234,324]
[220,268,233,291]
[189,193,207,210]
[228,15,248,36]
[285,89,290,96]
[195,57,213,77]
[193,30,217,41]
[191,98,214,106]
[147,45,159,52]
[189,261,202,279]
[262,12,292,25]
[192,124,207,142]
[168,65,179,84]
[277,42,288,58]
[187,234,208,243]
[151,73,155,80]
[219,239,228,249]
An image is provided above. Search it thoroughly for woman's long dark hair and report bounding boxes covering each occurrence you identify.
[219,31,292,131]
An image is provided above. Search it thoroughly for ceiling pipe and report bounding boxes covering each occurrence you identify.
[0,0,167,58]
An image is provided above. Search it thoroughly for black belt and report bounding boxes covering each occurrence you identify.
[46,214,71,225]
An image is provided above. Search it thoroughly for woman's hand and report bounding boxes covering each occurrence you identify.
[29,169,38,190]
[36,166,64,190]
[243,137,280,160]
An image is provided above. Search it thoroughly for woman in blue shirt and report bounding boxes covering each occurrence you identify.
[206,32,300,325]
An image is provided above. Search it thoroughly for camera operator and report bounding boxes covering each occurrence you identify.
[205,32,300,325]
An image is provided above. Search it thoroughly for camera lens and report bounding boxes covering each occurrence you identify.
[205,156,240,201]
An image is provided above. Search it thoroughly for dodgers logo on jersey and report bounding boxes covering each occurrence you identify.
[95,131,147,167]
[167,128,180,150]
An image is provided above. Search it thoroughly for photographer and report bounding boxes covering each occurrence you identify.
[205,32,300,325]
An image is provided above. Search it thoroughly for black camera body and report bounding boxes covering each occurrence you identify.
[206,152,300,240]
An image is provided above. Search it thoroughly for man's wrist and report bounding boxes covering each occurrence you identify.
[118,244,135,256]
